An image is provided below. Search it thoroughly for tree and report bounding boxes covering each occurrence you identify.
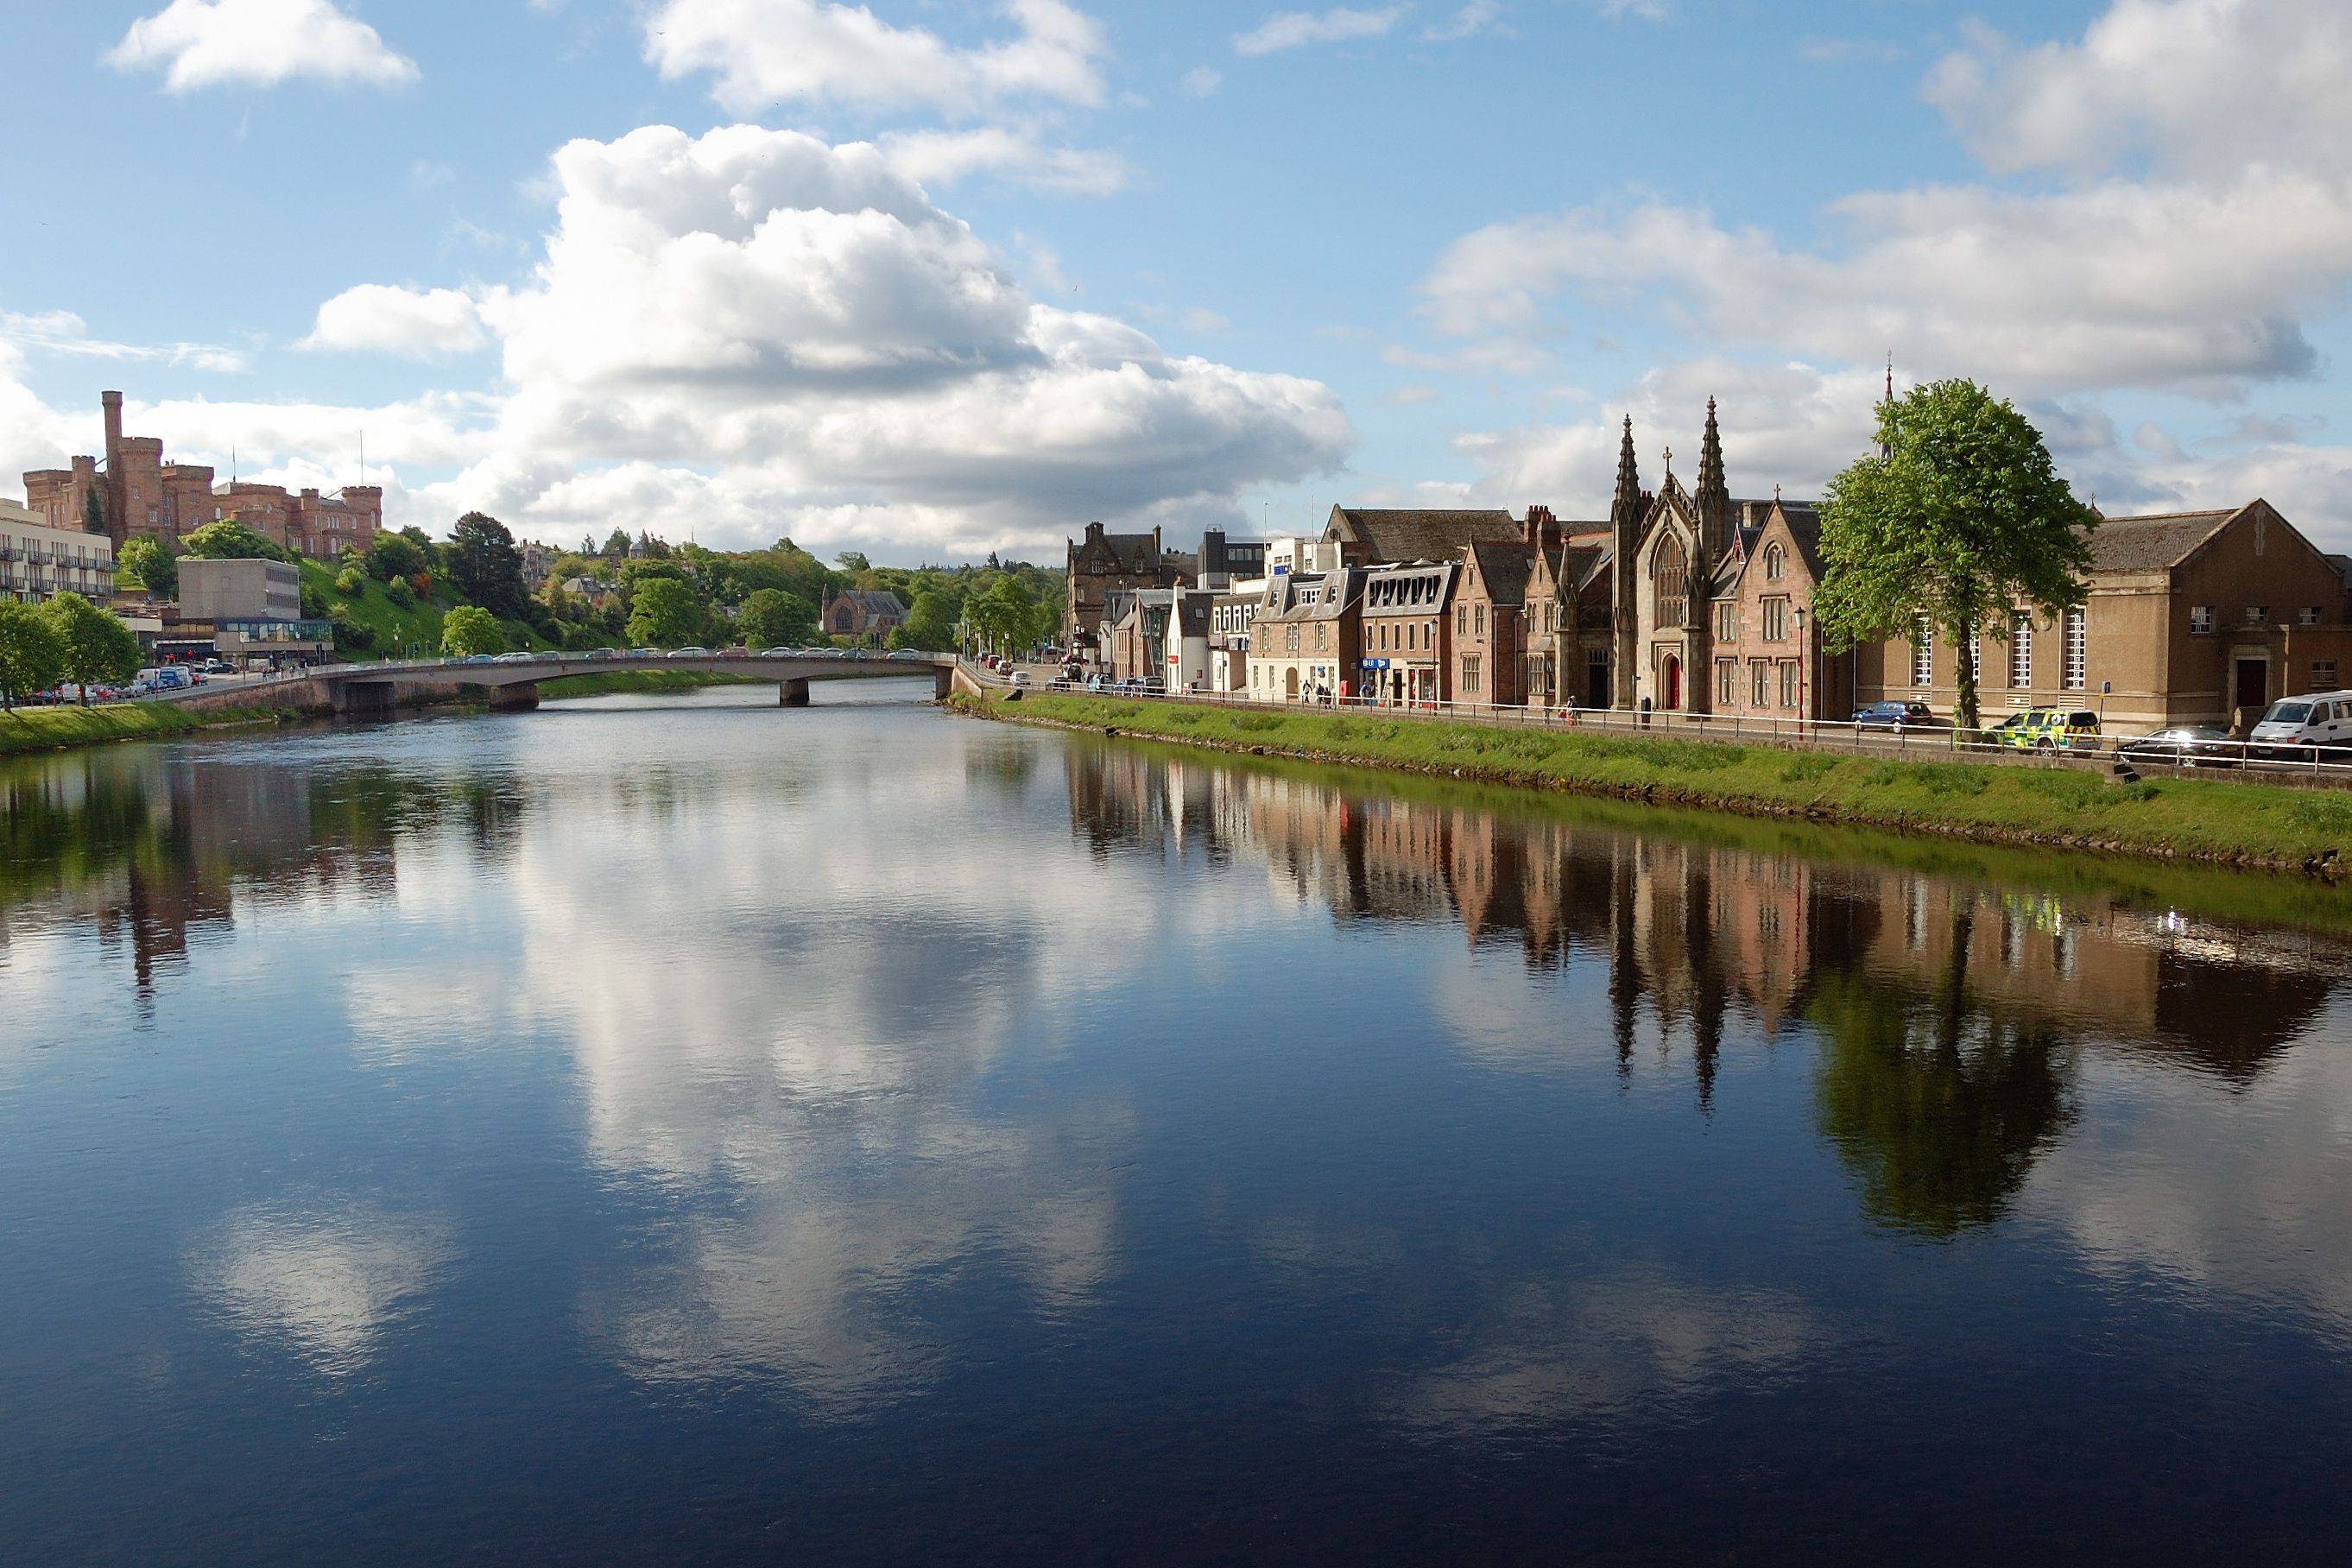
[737,588,816,649]
[118,536,178,596]
[446,512,529,619]
[1812,378,2099,731]
[0,600,65,710]
[440,604,507,657]
[40,594,142,705]
[891,590,958,652]
[965,575,1044,655]
[367,531,427,584]
[84,485,105,538]
[626,577,705,648]
[603,528,632,560]
[180,520,288,562]
[835,550,871,573]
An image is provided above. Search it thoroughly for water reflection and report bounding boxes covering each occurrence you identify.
[9,700,2352,1558]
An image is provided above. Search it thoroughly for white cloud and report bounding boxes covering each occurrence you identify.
[645,0,1109,117]
[1182,65,1223,97]
[1927,0,2352,180]
[1,309,250,374]
[108,0,419,92]
[1419,174,2352,397]
[301,284,489,357]
[876,125,1129,193]
[1235,6,1407,56]
[1426,2,1507,41]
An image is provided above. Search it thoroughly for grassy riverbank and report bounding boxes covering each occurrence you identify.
[537,669,763,699]
[0,700,294,760]
[958,691,2352,874]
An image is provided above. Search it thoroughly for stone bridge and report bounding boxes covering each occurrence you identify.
[165,651,959,718]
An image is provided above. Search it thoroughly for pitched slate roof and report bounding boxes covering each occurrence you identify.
[2084,507,2241,573]
[1326,506,1521,565]
[834,589,907,616]
[1466,541,1536,607]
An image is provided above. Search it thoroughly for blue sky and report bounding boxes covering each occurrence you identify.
[4,0,2349,562]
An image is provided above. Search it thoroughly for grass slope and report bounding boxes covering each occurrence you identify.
[965,691,2352,873]
[302,560,564,658]
[0,700,291,759]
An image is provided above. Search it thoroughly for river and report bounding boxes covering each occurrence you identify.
[4,686,2351,1562]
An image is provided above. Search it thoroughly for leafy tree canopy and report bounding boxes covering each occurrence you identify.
[0,600,66,709]
[118,536,177,596]
[737,588,817,649]
[180,520,288,563]
[626,577,705,648]
[1813,378,2098,730]
[41,593,142,703]
[367,531,428,584]
[445,512,529,620]
[439,604,508,658]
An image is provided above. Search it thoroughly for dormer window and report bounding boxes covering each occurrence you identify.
[1763,544,1785,582]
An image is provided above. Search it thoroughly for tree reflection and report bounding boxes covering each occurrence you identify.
[1809,906,2077,1237]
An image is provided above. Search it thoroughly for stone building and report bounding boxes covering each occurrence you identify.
[1850,498,2352,732]
[1452,535,1541,707]
[1322,506,1522,571]
[1246,569,1363,702]
[1064,522,1187,662]
[821,588,908,643]
[1358,560,1457,706]
[22,390,381,557]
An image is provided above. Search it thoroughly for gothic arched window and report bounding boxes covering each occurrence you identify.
[1653,535,1688,629]
[1764,544,1786,582]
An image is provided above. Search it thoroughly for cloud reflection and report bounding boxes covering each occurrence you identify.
[190,1200,454,1375]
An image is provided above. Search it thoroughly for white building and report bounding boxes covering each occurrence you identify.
[1,498,116,604]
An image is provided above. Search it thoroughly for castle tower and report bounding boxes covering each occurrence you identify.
[1609,415,1644,710]
[101,390,125,542]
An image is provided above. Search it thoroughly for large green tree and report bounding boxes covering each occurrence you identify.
[737,588,816,649]
[366,531,428,585]
[890,590,959,652]
[118,536,177,596]
[446,512,529,619]
[964,575,1045,654]
[626,578,705,647]
[1812,379,2099,730]
[439,605,507,657]
[0,600,66,710]
[41,593,142,705]
[180,520,288,563]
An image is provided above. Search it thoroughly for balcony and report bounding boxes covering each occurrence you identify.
[0,544,21,561]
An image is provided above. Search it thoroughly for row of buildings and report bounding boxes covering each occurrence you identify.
[1065,402,2352,734]
[17,389,383,561]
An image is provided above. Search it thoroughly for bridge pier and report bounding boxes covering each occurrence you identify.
[780,678,811,707]
[934,666,954,699]
[488,683,541,712]
[333,681,397,718]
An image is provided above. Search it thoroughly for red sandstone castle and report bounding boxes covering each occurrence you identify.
[22,390,381,560]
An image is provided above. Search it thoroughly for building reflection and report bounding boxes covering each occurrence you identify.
[1063,746,2351,1232]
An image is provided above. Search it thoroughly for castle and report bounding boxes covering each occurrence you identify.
[22,390,382,560]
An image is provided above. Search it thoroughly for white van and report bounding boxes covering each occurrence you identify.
[2249,690,2352,756]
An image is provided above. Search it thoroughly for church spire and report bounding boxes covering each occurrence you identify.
[1610,414,1642,524]
[1695,397,1731,560]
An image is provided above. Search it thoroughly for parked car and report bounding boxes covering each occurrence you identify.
[493,651,537,663]
[668,647,715,659]
[1010,670,1031,686]
[2118,725,2242,768]
[201,660,236,676]
[2248,691,2352,758]
[888,649,926,661]
[719,647,754,660]
[629,648,663,659]
[587,648,623,660]
[152,666,193,692]
[2005,709,2103,750]
[1851,700,1943,730]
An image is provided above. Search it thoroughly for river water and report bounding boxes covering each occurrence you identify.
[4,686,2351,1562]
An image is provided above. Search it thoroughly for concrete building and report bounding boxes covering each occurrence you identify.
[1267,535,1344,579]
[22,390,380,557]
[1197,529,1269,589]
[0,498,117,604]
[178,557,332,667]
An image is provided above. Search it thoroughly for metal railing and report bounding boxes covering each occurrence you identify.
[977,665,2352,783]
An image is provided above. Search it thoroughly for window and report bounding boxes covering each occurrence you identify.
[2300,607,2323,626]
[1653,536,1688,629]
[1460,655,1483,695]
[1286,625,1299,653]
[1764,544,1785,582]
[1456,606,1468,637]
[2246,605,2268,625]
[1911,620,1933,687]
[1716,602,1736,641]
[2317,661,2339,689]
[2010,613,2033,688]
[1763,597,1788,642]
[1316,623,1329,651]
[2191,604,2214,634]
[1718,661,1736,704]
[1967,628,1982,681]
[2063,607,2086,690]
[1751,661,1768,706]
[1474,603,1487,635]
